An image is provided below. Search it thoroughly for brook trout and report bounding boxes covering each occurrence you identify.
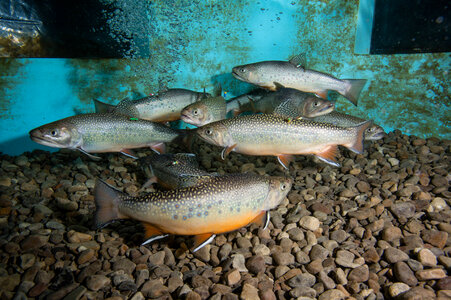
[94,173,292,251]
[139,153,213,189]
[232,58,367,106]
[94,88,209,122]
[196,114,371,168]
[181,96,227,126]
[309,111,386,141]
[29,113,183,159]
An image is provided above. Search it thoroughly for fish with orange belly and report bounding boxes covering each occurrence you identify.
[196,114,372,168]
[94,173,292,251]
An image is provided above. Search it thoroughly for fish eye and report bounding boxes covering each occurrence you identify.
[239,68,246,73]
[314,101,319,106]
[281,183,287,190]
[193,109,198,115]
[205,129,213,135]
[50,129,58,136]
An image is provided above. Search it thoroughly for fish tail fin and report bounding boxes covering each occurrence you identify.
[347,120,373,154]
[94,179,124,229]
[93,99,115,113]
[341,79,367,106]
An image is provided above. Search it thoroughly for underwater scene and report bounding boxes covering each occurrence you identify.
[0,1,450,300]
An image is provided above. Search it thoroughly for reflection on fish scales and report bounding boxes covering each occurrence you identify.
[197,114,371,168]
[94,173,292,252]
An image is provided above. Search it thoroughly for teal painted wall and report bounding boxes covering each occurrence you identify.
[1,0,450,155]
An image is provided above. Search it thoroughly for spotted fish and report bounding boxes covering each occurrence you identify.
[196,114,372,168]
[139,153,213,189]
[240,87,335,118]
[29,113,183,159]
[226,89,270,115]
[232,56,367,106]
[181,96,227,126]
[94,88,209,122]
[309,111,386,141]
[94,173,292,251]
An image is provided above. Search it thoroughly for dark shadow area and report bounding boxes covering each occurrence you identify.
[371,0,450,54]
[0,0,150,58]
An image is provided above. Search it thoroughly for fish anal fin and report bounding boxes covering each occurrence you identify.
[120,149,138,159]
[150,142,166,154]
[142,222,165,240]
[192,233,216,252]
[276,154,295,169]
[315,145,340,167]
[221,144,237,160]
[315,90,328,99]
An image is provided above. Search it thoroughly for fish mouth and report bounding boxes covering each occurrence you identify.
[29,135,61,148]
[232,69,246,82]
[366,131,386,140]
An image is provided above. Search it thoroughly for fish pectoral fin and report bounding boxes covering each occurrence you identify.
[141,223,168,245]
[232,109,241,117]
[77,148,102,160]
[315,145,340,167]
[120,149,138,159]
[314,91,328,99]
[276,154,295,169]
[192,233,216,252]
[221,144,237,160]
[150,142,166,154]
[251,211,271,229]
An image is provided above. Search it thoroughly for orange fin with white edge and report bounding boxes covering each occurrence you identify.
[276,154,295,169]
[120,149,138,159]
[251,211,271,230]
[192,233,216,252]
[150,142,166,154]
[315,90,328,99]
[141,176,158,189]
[221,144,237,160]
[347,120,372,154]
[315,145,340,167]
[141,223,169,245]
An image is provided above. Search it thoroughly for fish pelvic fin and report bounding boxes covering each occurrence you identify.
[221,144,237,160]
[314,90,328,99]
[94,179,125,229]
[315,145,340,167]
[251,211,271,230]
[150,142,166,154]
[77,148,102,160]
[276,154,295,169]
[192,233,216,252]
[341,79,367,106]
[347,120,373,154]
[121,149,138,159]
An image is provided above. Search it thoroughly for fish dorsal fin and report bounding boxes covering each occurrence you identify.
[192,233,216,252]
[77,148,102,160]
[213,83,222,97]
[289,53,307,69]
[120,149,138,159]
[273,82,286,90]
[141,223,168,245]
[221,144,237,160]
[315,145,340,167]
[251,211,271,229]
[174,153,198,165]
[273,99,301,118]
[93,99,115,113]
[276,154,295,169]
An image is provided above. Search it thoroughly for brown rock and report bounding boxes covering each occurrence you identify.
[141,279,168,298]
[246,255,266,274]
[240,283,259,300]
[415,268,447,280]
[226,269,241,286]
[394,262,418,286]
[397,286,435,300]
[382,226,403,242]
[422,230,448,248]
[436,276,451,290]
[272,252,295,265]
[348,265,369,283]
[363,248,380,263]
[77,249,95,265]
[259,289,276,300]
